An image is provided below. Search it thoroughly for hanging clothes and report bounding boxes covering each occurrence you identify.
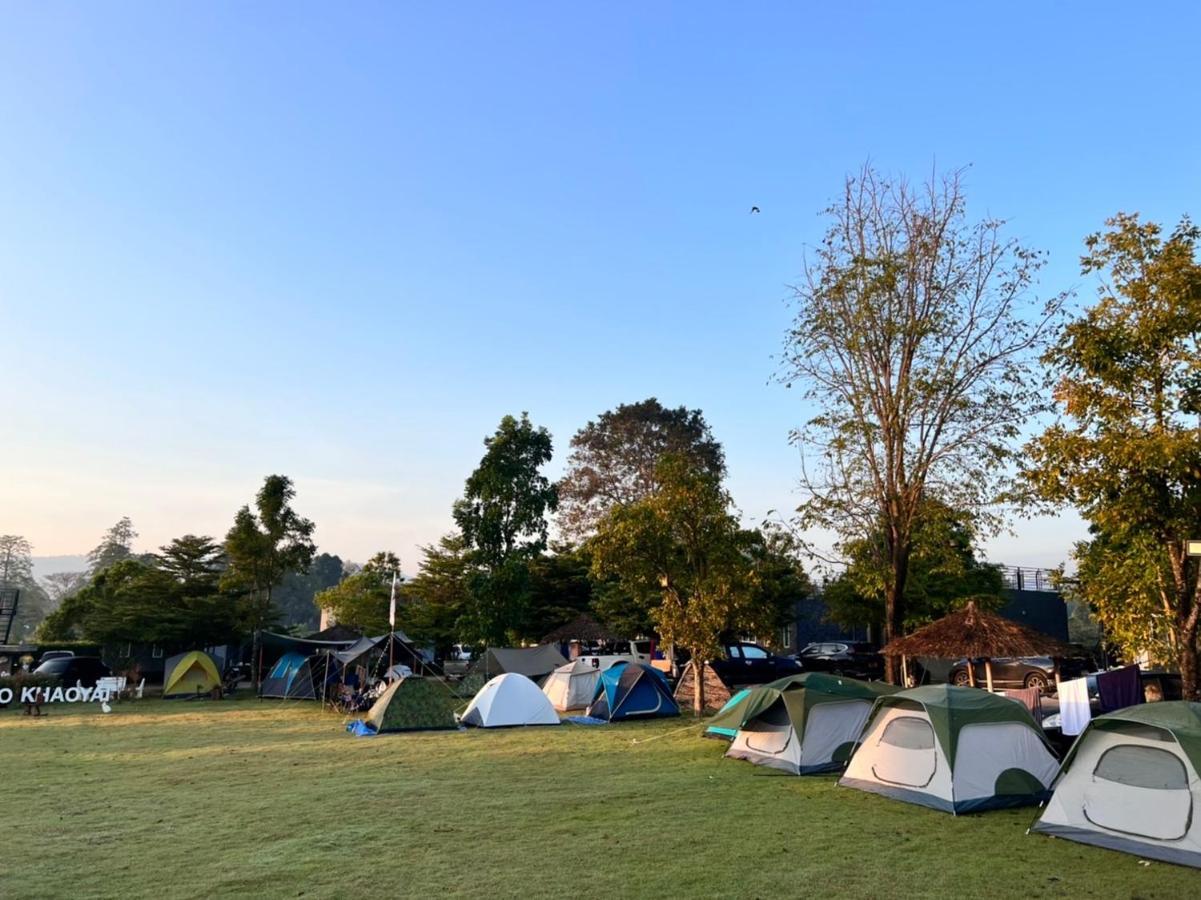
[1097,664,1143,713]
[1004,687,1044,723]
[1058,677,1092,736]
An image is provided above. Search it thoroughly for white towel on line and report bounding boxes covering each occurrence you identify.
[1058,676,1092,736]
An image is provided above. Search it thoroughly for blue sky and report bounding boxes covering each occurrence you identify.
[3,3,1198,571]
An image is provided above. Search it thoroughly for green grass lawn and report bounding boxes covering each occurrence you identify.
[1,697,1194,899]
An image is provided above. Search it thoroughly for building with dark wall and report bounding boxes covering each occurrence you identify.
[786,565,1069,651]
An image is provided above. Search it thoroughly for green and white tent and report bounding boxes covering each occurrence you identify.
[726,673,899,774]
[1032,701,1201,868]
[840,684,1058,813]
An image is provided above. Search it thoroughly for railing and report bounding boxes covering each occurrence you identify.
[997,566,1058,593]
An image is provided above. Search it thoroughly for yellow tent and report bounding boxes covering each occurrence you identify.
[162,651,222,697]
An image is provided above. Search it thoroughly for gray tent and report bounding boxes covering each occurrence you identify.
[468,645,568,681]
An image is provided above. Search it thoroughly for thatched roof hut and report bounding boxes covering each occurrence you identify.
[540,614,618,644]
[880,600,1075,690]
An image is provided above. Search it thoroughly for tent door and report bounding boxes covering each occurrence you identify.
[1083,743,1193,841]
[871,715,938,788]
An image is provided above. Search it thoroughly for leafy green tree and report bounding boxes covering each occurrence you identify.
[0,534,50,640]
[41,571,89,614]
[591,455,762,713]
[38,557,240,651]
[274,552,344,629]
[523,543,595,639]
[222,475,317,635]
[404,534,473,658]
[779,165,1063,680]
[314,552,400,635]
[87,517,138,574]
[821,500,1004,633]
[1021,214,1201,695]
[453,414,558,645]
[156,535,224,592]
[558,398,725,538]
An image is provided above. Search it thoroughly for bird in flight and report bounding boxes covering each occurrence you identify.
[749,206,760,214]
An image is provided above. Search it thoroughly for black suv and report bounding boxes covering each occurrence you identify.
[708,642,802,687]
[33,656,112,688]
[947,655,1091,693]
[796,641,884,680]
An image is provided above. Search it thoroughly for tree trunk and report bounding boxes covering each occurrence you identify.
[1167,545,1200,700]
[693,657,706,715]
[883,542,909,684]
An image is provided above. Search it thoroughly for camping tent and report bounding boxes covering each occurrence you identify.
[460,673,561,727]
[542,660,603,711]
[839,684,1058,813]
[162,651,222,698]
[260,652,320,700]
[364,677,458,733]
[587,661,679,722]
[705,688,756,740]
[1031,701,1201,867]
[726,673,899,774]
[468,645,568,681]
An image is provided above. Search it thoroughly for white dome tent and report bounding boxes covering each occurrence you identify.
[459,673,561,728]
[542,660,603,712]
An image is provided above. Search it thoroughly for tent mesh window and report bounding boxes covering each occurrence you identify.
[1093,745,1189,790]
[879,716,935,750]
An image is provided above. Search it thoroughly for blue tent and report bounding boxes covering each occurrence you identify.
[587,662,679,721]
[261,652,315,699]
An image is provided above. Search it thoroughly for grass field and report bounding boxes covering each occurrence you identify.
[1,697,1195,899]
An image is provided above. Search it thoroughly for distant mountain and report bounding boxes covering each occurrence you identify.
[31,555,89,581]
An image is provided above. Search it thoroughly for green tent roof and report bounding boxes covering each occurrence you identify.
[365,677,457,733]
[871,684,1051,768]
[739,672,899,733]
[1063,701,1201,776]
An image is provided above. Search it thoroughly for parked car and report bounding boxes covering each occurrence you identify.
[38,650,75,663]
[796,641,884,680]
[33,656,112,688]
[947,654,1091,693]
[708,641,802,687]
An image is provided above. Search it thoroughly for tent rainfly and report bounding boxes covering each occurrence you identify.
[468,645,568,681]
[364,677,458,733]
[162,651,222,698]
[1032,701,1201,868]
[542,660,603,711]
[879,600,1075,691]
[587,662,679,721]
[705,688,757,740]
[459,673,561,727]
[726,673,900,774]
[260,652,315,699]
[839,684,1059,813]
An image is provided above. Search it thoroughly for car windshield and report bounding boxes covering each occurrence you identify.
[34,659,71,675]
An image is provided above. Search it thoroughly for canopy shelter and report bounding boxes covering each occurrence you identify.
[468,645,567,681]
[880,600,1075,691]
[540,614,619,645]
[364,677,458,733]
[840,684,1059,813]
[257,630,359,683]
[460,673,561,728]
[305,623,363,642]
[587,661,679,722]
[1032,701,1201,867]
[726,674,899,774]
[542,660,603,711]
[163,651,222,698]
[334,632,436,677]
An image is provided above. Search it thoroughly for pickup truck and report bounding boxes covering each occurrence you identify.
[572,639,655,671]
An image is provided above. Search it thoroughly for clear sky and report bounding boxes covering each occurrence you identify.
[3,3,1198,572]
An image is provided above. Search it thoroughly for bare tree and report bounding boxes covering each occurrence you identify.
[779,165,1064,681]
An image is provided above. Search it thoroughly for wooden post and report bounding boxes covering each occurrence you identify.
[984,658,995,693]
[1053,659,1061,694]
[966,660,976,688]
[901,655,910,688]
